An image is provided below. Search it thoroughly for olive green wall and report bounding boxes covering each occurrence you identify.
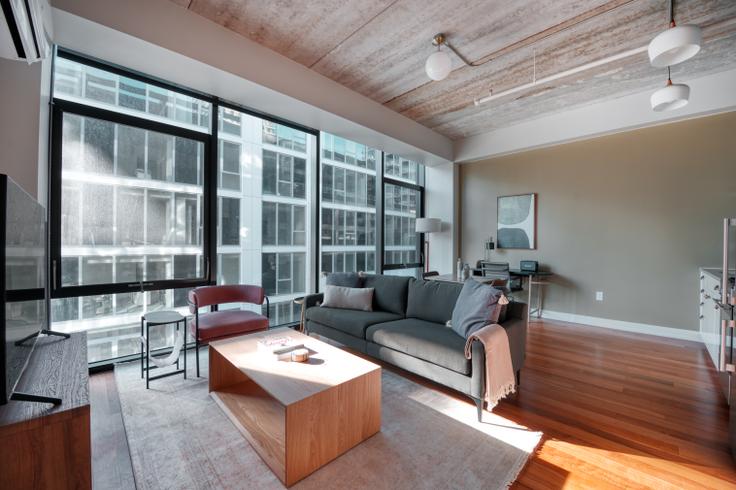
[460,112,736,331]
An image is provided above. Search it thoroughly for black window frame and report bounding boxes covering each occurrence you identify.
[49,97,213,298]
[380,162,426,272]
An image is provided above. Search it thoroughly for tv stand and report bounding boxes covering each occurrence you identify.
[14,328,70,346]
[0,332,90,489]
[9,392,62,405]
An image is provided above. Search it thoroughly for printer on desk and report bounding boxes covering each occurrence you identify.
[519,260,538,273]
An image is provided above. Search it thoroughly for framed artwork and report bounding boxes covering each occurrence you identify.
[497,193,536,249]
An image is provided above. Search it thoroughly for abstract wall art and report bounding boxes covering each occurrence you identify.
[497,193,536,249]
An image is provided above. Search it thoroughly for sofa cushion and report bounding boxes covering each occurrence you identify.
[450,279,505,338]
[326,272,364,288]
[406,279,462,324]
[366,318,470,375]
[362,274,411,315]
[192,310,269,342]
[306,306,402,339]
[322,285,374,311]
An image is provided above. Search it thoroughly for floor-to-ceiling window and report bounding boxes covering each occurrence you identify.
[382,154,424,278]
[49,52,316,363]
[48,51,426,364]
[216,106,315,326]
[318,133,378,289]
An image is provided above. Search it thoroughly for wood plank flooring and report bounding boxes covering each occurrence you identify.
[508,320,736,489]
[89,319,736,489]
[89,370,136,490]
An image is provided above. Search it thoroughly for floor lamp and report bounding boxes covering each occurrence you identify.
[416,218,441,273]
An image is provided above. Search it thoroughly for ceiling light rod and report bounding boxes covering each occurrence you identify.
[474,45,647,106]
[432,33,484,67]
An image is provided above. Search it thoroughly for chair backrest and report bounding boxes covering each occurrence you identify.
[422,271,440,279]
[188,285,265,312]
[479,261,510,280]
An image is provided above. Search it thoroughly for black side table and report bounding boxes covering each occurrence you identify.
[140,311,187,389]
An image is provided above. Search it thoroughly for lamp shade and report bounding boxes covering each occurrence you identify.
[425,50,452,81]
[648,24,702,68]
[650,82,689,111]
[415,217,441,233]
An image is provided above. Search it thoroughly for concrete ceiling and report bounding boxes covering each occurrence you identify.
[170,0,736,140]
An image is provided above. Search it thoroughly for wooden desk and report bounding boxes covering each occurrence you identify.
[0,332,91,490]
[209,328,381,486]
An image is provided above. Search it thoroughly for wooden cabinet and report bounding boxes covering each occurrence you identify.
[0,333,91,490]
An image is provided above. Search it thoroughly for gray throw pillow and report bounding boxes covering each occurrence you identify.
[326,272,364,288]
[321,285,374,311]
[450,279,505,338]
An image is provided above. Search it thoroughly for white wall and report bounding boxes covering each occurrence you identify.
[0,57,50,202]
[424,163,457,275]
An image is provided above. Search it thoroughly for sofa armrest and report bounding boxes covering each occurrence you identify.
[502,301,528,374]
[505,300,526,321]
[470,302,528,399]
[303,293,324,310]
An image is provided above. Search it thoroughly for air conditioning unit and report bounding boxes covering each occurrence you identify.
[0,0,52,63]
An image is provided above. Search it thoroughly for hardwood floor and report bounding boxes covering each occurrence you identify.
[508,320,736,489]
[89,320,736,489]
[89,370,136,490]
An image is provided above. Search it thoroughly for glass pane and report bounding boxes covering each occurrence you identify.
[59,113,204,286]
[383,183,420,266]
[319,133,378,288]
[53,56,211,132]
[384,154,421,184]
[217,107,315,326]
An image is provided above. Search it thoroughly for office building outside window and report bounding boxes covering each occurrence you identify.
[50,55,315,363]
[319,133,378,289]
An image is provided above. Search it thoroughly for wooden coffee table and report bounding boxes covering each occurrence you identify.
[209,328,381,487]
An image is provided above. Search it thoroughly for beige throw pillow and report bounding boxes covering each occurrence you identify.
[321,285,374,312]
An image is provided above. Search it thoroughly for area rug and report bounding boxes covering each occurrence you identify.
[115,350,541,489]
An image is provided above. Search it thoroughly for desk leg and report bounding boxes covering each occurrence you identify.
[535,280,543,319]
[527,276,533,323]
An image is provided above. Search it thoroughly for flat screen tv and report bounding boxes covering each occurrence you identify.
[0,174,47,405]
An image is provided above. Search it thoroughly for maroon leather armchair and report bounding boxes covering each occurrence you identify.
[188,285,270,377]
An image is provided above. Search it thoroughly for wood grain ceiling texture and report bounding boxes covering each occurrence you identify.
[172,0,736,140]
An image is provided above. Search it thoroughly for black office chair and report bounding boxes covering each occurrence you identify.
[477,261,511,289]
[422,271,440,279]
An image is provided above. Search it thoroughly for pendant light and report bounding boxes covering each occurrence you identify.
[648,0,702,67]
[651,67,689,112]
[425,34,452,81]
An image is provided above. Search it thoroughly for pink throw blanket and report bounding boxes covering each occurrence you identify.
[464,324,516,410]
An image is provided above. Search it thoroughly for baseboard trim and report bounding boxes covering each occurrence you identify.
[539,310,701,342]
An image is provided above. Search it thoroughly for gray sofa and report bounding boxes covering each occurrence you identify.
[303,274,528,416]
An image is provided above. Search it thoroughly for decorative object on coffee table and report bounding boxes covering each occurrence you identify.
[140,311,187,389]
[209,327,381,487]
[497,193,536,249]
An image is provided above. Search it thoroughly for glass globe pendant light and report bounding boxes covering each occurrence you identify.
[425,34,452,81]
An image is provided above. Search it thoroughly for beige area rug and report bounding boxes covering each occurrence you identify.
[115,350,541,490]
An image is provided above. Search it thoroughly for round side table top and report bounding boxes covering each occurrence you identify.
[143,310,185,325]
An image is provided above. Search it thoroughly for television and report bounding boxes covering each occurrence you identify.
[0,174,47,405]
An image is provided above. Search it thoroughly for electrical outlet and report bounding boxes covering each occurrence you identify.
[596,291,604,301]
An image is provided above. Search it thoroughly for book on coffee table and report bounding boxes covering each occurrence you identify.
[257,335,305,361]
